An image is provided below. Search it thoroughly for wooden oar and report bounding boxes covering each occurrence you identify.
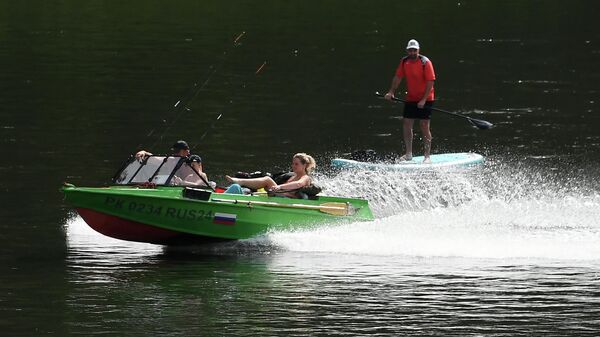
[211,198,354,216]
[375,92,493,130]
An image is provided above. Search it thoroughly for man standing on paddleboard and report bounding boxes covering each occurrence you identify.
[385,39,436,164]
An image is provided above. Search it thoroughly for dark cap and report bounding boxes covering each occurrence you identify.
[171,140,189,151]
[187,155,202,163]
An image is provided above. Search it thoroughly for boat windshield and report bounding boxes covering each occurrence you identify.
[113,155,206,186]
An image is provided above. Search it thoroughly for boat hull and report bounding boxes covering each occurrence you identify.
[63,186,374,245]
[76,207,229,245]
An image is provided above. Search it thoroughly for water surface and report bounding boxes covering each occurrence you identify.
[1,1,599,335]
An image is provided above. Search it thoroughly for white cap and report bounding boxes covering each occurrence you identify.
[406,39,420,50]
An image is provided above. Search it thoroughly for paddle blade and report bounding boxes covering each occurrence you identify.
[319,202,354,216]
[468,118,494,130]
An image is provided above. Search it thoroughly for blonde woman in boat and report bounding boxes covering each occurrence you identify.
[225,153,316,198]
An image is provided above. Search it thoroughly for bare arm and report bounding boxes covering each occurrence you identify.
[193,163,208,183]
[186,162,208,185]
[197,171,208,183]
[135,150,152,160]
[275,175,311,191]
[173,171,209,187]
[171,162,210,187]
[418,80,434,108]
[384,76,402,100]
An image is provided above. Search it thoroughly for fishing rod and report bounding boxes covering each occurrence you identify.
[375,92,493,129]
[144,31,247,150]
[190,113,222,151]
[188,59,267,151]
[175,31,247,114]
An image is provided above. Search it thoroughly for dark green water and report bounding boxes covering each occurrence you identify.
[1,1,600,336]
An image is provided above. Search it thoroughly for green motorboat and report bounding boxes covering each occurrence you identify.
[62,155,374,245]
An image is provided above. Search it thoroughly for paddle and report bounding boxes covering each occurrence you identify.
[375,92,493,129]
[211,198,355,216]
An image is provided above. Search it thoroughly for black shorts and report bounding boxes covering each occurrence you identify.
[403,101,434,120]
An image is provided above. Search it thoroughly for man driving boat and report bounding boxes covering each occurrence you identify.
[135,140,210,187]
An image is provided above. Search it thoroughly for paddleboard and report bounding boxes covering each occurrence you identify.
[331,152,484,171]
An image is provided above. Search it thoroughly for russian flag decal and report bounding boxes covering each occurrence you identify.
[213,212,237,226]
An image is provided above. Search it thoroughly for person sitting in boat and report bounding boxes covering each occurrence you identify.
[225,153,319,198]
[135,140,193,161]
[171,154,209,186]
[135,140,210,187]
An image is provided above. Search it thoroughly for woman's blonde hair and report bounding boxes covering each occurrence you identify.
[293,153,316,174]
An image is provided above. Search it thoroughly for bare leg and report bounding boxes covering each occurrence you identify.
[419,119,432,161]
[225,175,277,190]
[403,118,415,159]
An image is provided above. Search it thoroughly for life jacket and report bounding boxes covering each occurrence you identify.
[296,184,323,199]
[272,172,294,185]
[272,172,322,199]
